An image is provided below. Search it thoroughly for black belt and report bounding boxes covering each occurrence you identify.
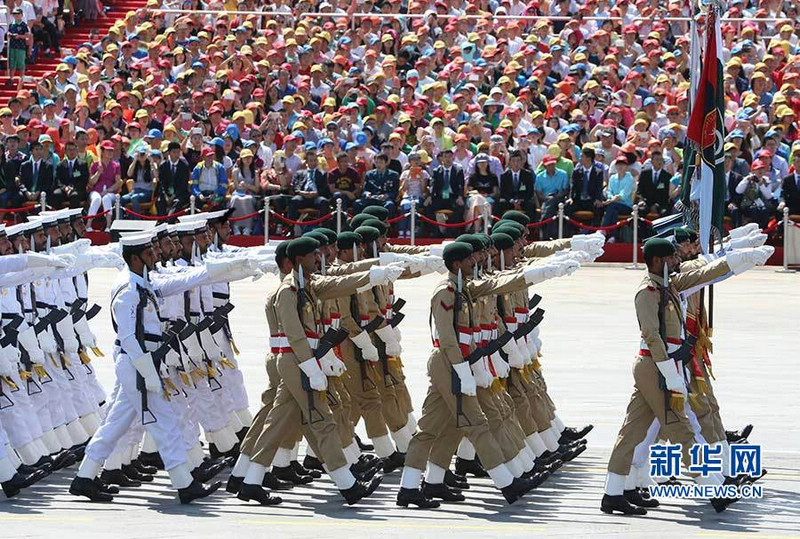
[212,292,230,300]
[115,333,161,346]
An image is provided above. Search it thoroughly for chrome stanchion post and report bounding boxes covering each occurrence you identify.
[557,202,564,239]
[263,198,270,246]
[190,195,196,215]
[626,206,640,270]
[115,194,121,220]
[410,199,417,246]
[777,207,796,273]
[336,198,343,234]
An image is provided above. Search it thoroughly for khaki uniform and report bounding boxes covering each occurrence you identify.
[607,259,731,476]
[404,270,530,472]
[248,270,371,471]
[522,239,571,259]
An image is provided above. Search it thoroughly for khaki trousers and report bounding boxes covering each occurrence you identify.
[240,353,284,456]
[249,353,348,471]
[340,340,389,439]
[607,356,699,476]
[405,352,505,471]
[506,370,540,436]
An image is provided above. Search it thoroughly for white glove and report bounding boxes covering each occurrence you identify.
[725,246,773,275]
[527,326,541,358]
[393,325,402,343]
[453,361,477,396]
[87,252,125,270]
[73,315,98,349]
[501,337,525,369]
[206,257,260,283]
[56,315,80,355]
[131,352,162,393]
[0,345,18,377]
[375,325,402,357]
[570,233,605,258]
[199,326,224,361]
[17,325,45,365]
[471,357,493,388]
[369,264,405,287]
[424,256,446,274]
[37,328,59,358]
[256,259,279,275]
[26,253,75,269]
[299,357,328,391]
[727,222,760,240]
[523,260,580,284]
[351,330,380,362]
[655,360,686,395]
[490,353,510,378]
[319,349,345,377]
[164,345,182,367]
[378,252,405,266]
[51,238,92,255]
[728,232,767,251]
[181,331,204,362]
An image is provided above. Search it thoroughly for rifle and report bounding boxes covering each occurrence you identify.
[450,269,473,427]
[299,327,349,424]
[376,312,405,388]
[656,262,682,423]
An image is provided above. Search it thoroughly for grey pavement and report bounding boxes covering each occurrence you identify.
[2,265,798,538]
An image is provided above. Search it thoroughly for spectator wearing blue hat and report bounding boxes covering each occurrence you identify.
[355,152,400,217]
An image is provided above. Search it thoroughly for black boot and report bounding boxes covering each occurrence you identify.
[291,459,321,479]
[601,494,648,515]
[657,476,681,486]
[226,475,242,494]
[2,470,43,498]
[445,470,469,490]
[737,468,767,485]
[272,465,313,484]
[352,462,381,482]
[355,434,374,452]
[396,487,441,508]
[341,474,382,505]
[235,427,249,443]
[454,457,487,478]
[558,424,594,444]
[52,450,78,471]
[711,496,739,513]
[558,441,587,462]
[122,463,154,482]
[624,489,659,508]
[303,455,324,472]
[522,470,548,489]
[422,481,465,502]
[178,480,222,504]
[381,451,406,474]
[192,459,226,483]
[131,458,157,475]
[500,477,536,504]
[263,471,294,490]
[237,482,283,505]
[725,424,753,443]
[100,469,142,487]
[208,443,222,459]
[69,476,114,502]
[138,451,165,470]
[93,477,119,495]
[69,444,87,461]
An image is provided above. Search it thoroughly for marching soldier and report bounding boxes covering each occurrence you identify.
[235,237,404,505]
[601,237,772,515]
[396,241,580,508]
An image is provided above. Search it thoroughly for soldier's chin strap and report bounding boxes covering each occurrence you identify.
[320,252,326,276]
[500,250,505,271]
[353,245,358,263]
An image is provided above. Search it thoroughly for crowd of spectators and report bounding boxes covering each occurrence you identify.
[2,0,800,240]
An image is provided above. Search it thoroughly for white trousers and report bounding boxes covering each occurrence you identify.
[84,354,188,472]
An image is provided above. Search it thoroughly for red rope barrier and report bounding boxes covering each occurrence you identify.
[122,207,187,220]
[792,221,800,229]
[269,210,334,226]
[417,213,483,228]
[228,210,262,222]
[762,219,781,234]
[526,216,556,228]
[386,212,410,224]
[566,216,632,232]
[82,209,110,220]
[0,205,38,214]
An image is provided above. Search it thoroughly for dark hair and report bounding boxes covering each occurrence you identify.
[582,147,595,160]
[375,153,389,163]
[29,142,43,151]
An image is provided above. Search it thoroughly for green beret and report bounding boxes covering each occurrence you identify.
[455,234,485,253]
[354,225,380,244]
[501,210,530,226]
[493,225,521,241]
[349,213,375,230]
[275,240,290,262]
[315,227,338,245]
[673,226,698,244]
[337,231,362,250]
[304,230,329,245]
[361,205,389,221]
[491,232,514,250]
[442,241,474,266]
[476,233,492,248]
[362,218,388,236]
[286,236,320,259]
[643,237,676,259]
